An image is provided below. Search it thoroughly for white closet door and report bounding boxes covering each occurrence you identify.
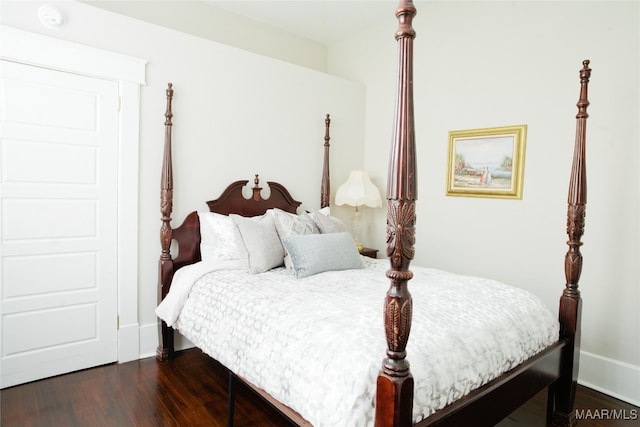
[0,60,119,388]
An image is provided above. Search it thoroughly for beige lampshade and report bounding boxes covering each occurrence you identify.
[335,170,382,208]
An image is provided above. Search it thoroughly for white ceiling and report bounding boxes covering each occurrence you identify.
[204,0,409,44]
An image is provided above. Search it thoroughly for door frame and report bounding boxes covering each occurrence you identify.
[1,25,146,363]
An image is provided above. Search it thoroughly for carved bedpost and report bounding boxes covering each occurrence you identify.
[375,2,417,427]
[157,83,175,361]
[321,114,331,208]
[551,60,591,427]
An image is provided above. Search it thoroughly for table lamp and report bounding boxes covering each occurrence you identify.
[335,170,382,251]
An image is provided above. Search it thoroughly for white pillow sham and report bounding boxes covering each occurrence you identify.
[197,211,246,261]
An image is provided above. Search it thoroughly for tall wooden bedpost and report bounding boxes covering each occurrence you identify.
[321,114,331,209]
[157,83,175,361]
[375,2,417,426]
[551,60,591,426]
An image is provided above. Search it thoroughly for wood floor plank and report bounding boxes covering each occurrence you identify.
[1,348,637,426]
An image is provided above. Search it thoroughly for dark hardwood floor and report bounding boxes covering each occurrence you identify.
[2,348,637,426]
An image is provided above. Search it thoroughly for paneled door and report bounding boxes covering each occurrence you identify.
[0,60,119,388]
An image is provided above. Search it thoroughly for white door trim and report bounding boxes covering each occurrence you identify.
[0,26,145,83]
[1,25,146,363]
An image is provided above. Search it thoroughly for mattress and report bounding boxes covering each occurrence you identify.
[157,257,559,426]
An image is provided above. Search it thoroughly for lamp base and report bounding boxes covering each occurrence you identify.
[351,207,363,252]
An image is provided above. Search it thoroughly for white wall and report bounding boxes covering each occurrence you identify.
[328,0,640,405]
[1,0,364,357]
[79,0,328,72]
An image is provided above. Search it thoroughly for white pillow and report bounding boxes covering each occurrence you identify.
[230,211,284,274]
[308,208,348,234]
[283,232,363,278]
[197,211,246,261]
[272,208,319,268]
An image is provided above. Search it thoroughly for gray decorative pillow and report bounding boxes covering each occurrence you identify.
[309,209,348,234]
[273,208,319,268]
[230,211,284,274]
[283,232,363,278]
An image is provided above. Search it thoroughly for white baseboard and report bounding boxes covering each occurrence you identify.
[117,322,139,363]
[138,322,158,359]
[138,322,194,359]
[579,350,640,406]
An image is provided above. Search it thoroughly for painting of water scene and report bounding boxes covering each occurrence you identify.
[446,125,527,199]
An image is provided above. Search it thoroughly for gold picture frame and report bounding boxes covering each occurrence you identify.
[446,125,527,199]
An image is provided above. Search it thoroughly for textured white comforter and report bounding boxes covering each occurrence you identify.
[156,257,559,426]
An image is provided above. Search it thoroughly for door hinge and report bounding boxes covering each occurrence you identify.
[117,314,120,330]
[118,96,122,112]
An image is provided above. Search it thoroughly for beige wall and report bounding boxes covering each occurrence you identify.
[328,0,640,405]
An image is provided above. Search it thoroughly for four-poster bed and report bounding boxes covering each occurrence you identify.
[156,1,591,426]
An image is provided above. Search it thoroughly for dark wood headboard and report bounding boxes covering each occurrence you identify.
[207,175,301,216]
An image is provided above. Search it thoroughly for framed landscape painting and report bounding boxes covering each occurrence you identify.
[446,125,527,199]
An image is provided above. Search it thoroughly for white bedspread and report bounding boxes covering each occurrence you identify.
[156,257,559,426]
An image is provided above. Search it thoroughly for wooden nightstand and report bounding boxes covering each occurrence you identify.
[359,247,378,259]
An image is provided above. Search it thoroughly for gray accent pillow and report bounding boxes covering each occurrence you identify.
[309,209,348,234]
[230,211,284,274]
[283,232,363,278]
[273,208,319,269]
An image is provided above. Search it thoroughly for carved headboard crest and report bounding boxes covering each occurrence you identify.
[206,174,301,217]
